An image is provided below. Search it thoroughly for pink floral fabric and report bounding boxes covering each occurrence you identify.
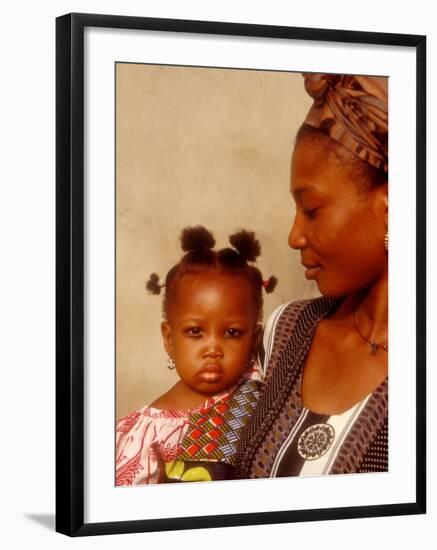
[115,366,261,486]
[115,406,191,485]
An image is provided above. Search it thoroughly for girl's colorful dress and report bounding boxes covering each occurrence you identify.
[116,367,261,485]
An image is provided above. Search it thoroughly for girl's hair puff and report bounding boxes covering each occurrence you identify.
[145,226,276,321]
[145,273,162,295]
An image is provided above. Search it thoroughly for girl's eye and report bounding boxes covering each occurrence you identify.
[225,328,242,338]
[186,327,202,337]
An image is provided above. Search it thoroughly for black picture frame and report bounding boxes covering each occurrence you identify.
[56,12,426,537]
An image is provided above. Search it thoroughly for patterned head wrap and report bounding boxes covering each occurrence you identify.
[302,73,388,172]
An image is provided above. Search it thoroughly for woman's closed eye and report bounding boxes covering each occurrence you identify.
[303,207,319,219]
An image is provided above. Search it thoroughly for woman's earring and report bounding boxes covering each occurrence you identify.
[167,357,176,370]
[384,230,389,252]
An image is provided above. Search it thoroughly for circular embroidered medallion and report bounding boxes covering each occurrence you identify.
[297,423,335,460]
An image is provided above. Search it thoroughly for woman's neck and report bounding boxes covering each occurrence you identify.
[333,271,388,342]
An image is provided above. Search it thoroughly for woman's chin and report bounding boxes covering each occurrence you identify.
[315,280,348,299]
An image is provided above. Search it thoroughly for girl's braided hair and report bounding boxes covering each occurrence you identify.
[146,226,277,320]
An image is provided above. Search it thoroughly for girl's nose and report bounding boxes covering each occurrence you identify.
[203,335,223,358]
[288,212,307,250]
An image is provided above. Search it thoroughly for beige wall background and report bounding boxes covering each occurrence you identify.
[116,63,320,419]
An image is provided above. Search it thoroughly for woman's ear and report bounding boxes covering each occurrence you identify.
[382,182,388,228]
[161,322,173,357]
[371,181,388,230]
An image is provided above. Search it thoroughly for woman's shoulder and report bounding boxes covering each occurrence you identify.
[267,299,309,324]
[269,296,333,319]
[263,296,329,344]
[261,297,333,377]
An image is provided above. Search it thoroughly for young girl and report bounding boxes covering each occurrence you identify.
[115,226,276,484]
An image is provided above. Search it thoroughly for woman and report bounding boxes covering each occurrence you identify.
[237,73,389,477]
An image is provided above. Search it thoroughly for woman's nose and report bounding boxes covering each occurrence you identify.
[288,212,307,250]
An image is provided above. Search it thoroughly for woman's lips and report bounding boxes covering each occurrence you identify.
[304,265,322,280]
[198,364,223,383]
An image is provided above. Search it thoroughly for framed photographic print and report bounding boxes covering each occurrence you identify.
[56,12,426,536]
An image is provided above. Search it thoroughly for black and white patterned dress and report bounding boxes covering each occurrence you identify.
[236,298,388,479]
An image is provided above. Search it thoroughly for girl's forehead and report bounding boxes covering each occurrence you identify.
[177,271,251,294]
[167,271,256,317]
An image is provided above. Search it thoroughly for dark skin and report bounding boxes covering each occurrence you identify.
[151,272,261,411]
[289,136,388,414]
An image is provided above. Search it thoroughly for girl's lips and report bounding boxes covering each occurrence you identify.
[304,265,322,280]
[198,371,223,383]
[198,364,223,383]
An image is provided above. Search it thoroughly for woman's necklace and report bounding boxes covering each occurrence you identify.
[352,310,388,355]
